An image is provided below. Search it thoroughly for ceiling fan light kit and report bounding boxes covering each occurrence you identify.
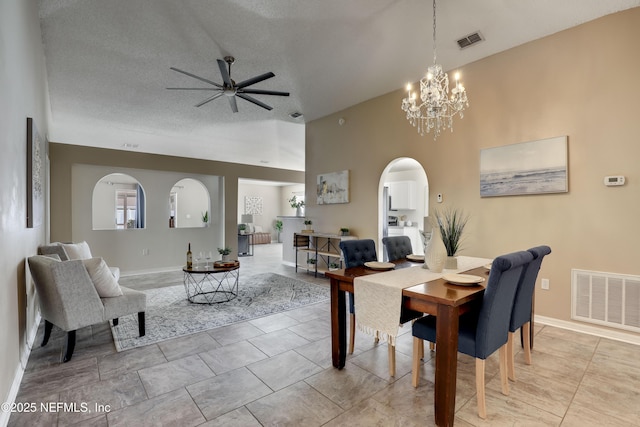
[167,56,290,113]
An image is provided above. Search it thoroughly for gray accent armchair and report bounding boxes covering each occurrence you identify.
[27,255,146,362]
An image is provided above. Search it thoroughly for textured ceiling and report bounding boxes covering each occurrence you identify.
[39,0,640,171]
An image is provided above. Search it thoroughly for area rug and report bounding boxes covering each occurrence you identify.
[110,273,329,351]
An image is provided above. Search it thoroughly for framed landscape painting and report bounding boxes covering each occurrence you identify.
[317,170,349,204]
[480,136,568,197]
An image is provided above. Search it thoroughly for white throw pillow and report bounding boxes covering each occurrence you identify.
[61,241,93,260]
[254,225,263,233]
[82,257,123,297]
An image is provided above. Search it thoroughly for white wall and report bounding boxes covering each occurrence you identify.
[0,0,49,421]
[92,179,118,229]
[72,164,224,273]
[173,178,210,228]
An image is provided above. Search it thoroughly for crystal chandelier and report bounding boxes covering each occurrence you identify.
[401,0,469,139]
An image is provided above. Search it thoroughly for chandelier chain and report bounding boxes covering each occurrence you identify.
[432,0,437,65]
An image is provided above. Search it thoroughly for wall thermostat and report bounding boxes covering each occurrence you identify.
[604,176,625,186]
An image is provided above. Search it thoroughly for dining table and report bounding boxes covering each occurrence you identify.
[325,257,491,427]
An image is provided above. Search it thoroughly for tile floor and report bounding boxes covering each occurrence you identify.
[9,244,640,426]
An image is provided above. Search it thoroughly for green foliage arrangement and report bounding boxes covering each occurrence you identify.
[217,246,231,255]
[435,207,469,257]
[289,196,305,208]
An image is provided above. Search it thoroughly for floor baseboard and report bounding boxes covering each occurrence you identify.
[535,314,640,345]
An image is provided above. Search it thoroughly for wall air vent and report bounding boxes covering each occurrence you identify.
[289,112,303,119]
[457,32,484,49]
[572,269,640,333]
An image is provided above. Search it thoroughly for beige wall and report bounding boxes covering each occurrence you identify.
[305,8,640,329]
[0,0,49,418]
[237,182,282,240]
[49,144,304,272]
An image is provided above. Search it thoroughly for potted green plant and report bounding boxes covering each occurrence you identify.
[201,210,209,227]
[307,258,316,264]
[340,227,349,236]
[217,246,232,261]
[274,219,283,242]
[289,195,305,216]
[435,207,469,269]
[238,223,247,234]
[304,219,312,231]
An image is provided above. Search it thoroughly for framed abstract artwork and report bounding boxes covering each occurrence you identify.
[317,170,349,204]
[244,196,263,215]
[26,117,45,228]
[480,136,568,197]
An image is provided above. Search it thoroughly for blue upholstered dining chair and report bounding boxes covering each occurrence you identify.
[382,235,413,262]
[507,245,552,381]
[411,250,534,419]
[339,239,378,355]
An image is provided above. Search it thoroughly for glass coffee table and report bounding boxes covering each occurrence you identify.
[183,261,239,304]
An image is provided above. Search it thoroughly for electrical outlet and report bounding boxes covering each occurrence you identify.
[437,193,443,203]
[541,278,549,290]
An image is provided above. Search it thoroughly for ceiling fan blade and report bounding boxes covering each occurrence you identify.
[236,72,275,89]
[170,67,222,88]
[217,59,233,87]
[166,87,219,90]
[228,96,239,113]
[240,88,290,97]
[195,92,224,108]
[237,93,273,111]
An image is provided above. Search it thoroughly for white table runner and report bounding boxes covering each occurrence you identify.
[353,256,491,345]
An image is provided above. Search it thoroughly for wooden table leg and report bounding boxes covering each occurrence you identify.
[330,278,347,369]
[434,304,459,427]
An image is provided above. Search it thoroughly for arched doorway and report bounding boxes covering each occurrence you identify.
[378,158,429,260]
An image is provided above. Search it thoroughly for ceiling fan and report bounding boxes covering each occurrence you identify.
[167,56,289,113]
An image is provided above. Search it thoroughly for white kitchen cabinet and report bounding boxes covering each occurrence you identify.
[387,181,416,210]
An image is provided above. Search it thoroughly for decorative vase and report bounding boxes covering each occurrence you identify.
[424,225,446,273]
[445,256,458,270]
[296,206,304,217]
[221,254,230,262]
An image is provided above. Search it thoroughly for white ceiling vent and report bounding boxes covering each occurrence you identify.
[457,32,484,49]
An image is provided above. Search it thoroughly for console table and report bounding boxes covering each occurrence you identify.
[294,232,356,277]
[182,262,239,304]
